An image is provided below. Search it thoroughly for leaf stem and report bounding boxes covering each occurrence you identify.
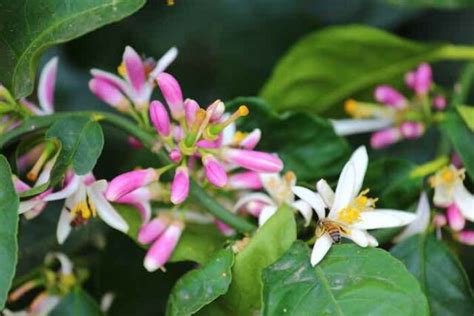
[0,111,256,233]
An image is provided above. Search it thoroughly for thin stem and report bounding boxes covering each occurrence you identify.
[0,111,256,233]
[409,155,449,179]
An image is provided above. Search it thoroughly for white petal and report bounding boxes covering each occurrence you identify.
[352,210,416,230]
[291,200,312,226]
[316,179,335,208]
[344,229,369,247]
[38,57,58,114]
[258,205,278,226]
[311,233,333,266]
[393,192,430,243]
[433,183,453,208]
[221,119,236,146]
[87,181,129,233]
[292,186,326,219]
[330,119,393,136]
[43,175,81,201]
[232,192,273,213]
[18,200,42,214]
[260,173,282,200]
[329,162,356,218]
[350,146,368,196]
[56,208,72,244]
[149,47,178,78]
[454,183,474,221]
[47,253,73,275]
[364,231,379,247]
[34,295,61,315]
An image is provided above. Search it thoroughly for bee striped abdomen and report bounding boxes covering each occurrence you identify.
[328,227,341,243]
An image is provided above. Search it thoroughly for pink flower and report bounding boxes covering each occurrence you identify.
[400,122,425,139]
[156,72,184,119]
[224,149,283,173]
[138,215,170,244]
[374,85,406,109]
[456,230,474,245]
[150,100,171,137]
[433,96,447,110]
[406,63,432,95]
[106,168,159,201]
[203,154,227,187]
[170,166,190,204]
[370,128,402,149]
[447,203,465,231]
[228,171,263,190]
[89,78,130,112]
[144,221,184,272]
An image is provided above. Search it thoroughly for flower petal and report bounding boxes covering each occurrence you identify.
[291,200,313,226]
[292,186,326,220]
[453,183,474,221]
[350,146,368,196]
[123,46,146,94]
[232,192,273,213]
[56,208,72,245]
[311,233,333,266]
[38,57,58,114]
[316,179,335,208]
[258,205,278,226]
[329,162,356,218]
[331,119,393,136]
[393,192,431,243]
[344,229,369,247]
[352,210,416,230]
[149,47,178,78]
[43,174,81,201]
[88,180,129,233]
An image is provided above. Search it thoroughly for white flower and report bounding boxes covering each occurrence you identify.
[393,192,431,243]
[293,146,416,266]
[429,165,474,221]
[44,173,129,244]
[234,171,312,226]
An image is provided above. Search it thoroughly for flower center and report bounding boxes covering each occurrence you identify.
[429,166,465,188]
[337,189,377,225]
[70,197,97,227]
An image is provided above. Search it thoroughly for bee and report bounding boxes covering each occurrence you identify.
[316,220,348,244]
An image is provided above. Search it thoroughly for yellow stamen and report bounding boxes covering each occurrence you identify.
[232,131,247,144]
[344,99,358,115]
[26,143,55,182]
[167,0,175,5]
[117,62,127,78]
[337,189,377,225]
[429,166,465,188]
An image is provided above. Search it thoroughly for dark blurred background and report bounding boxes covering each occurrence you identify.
[26,1,474,314]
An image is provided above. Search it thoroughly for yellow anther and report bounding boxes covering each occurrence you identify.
[337,189,377,224]
[239,105,249,116]
[429,166,465,188]
[344,99,358,115]
[337,206,361,224]
[117,62,127,77]
[232,131,247,144]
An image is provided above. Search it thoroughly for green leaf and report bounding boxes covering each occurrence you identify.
[46,116,104,183]
[259,25,459,115]
[115,205,227,265]
[391,234,474,316]
[386,0,474,8]
[167,248,234,316]
[226,97,351,181]
[0,0,146,98]
[50,286,103,316]
[200,205,297,315]
[441,111,474,180]
[457,105,474,132]
[262,241,429,316]
[18,182,50,198]
[0,155,20,309]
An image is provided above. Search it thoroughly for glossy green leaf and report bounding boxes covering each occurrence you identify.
[0,0,146,98]
[50,287,103,316]
[457,105,474,132]
[115,205,227,265]
[259,25,459,115]
[391,234,474,316]
[386,0,474,8]
[226,97,351,181]
[262,241,429,316]
[167,248,234,316]
[18,182,50,198]
[0,155,20,309]
[200,205,297,315]
[46,116,104,183]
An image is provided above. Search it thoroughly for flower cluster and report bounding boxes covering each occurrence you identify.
[332,63,447,148]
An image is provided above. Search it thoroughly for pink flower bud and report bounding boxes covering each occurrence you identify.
[214,220,235,236]
[169,149,182,163]
[432,214,447,228]
[405,71,416,89]
[374,85,406,109]
[224,149,283,173]
[89,79,130,111]
[433,96,447,110]
[144,221,184,272]
[138,215,170,244]
[456,230,474,245]
[149,100,171,137]
[106,168,158,201]
[156,73,184,119]
[240,129,261,150]
[400,122,425,139]
[370,128,402,149]
[414,63,432,95]
[447,203,465,231]
[184,98,199,126]
[128,136,143,149]
[203,154,227,188]
[170,166,189,204]
[228,171,263,190]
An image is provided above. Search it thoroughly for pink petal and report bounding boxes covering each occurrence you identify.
[240,129,261,150]
[89,78,130,111]
[447,203,465,231]
[116,187,153,223]
[228,171,263,190]
[123,46,146,94]
[138,216,170,244]
[400,122,425,139]
[370,128,402,149]
[433,96,447,110]
[144,221,184,272]
[224,149,283,173]
[214,220,235,236]
[184,98,200,126]
[170,166,189,204]
[169,149,182,163]
[38,57,58,114]
[106,168,158,201]
[414,63,432,95]
[203,154,227,188]
[457,230,474,245]
[149,100,171,137]
[156,72,184,119]
[374,85,406,109]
